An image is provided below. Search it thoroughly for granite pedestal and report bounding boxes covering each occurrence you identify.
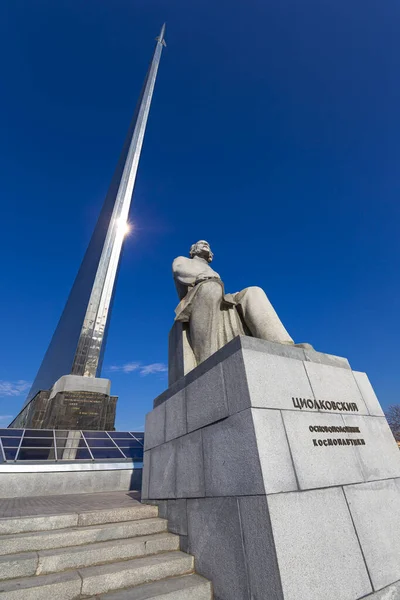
[143,336,400,600]
[9,375,117,430]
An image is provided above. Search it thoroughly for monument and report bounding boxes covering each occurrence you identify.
[10,25,167,430]
[169,239,311,383]
[143,241,400,600]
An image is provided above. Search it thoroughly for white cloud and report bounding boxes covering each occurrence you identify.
[0,380,31,397]
[108,362,167,377]
[109,362,141,374]
[139,363,168,376]
[0,415,13,422]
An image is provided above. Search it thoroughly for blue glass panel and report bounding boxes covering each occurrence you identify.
[86,439,115,448]
[21,438,54,448]
[4,449,17,460]
[108,431,132,439]
[130,434,144,445]
[0,429,23,437]
[1,438,20,447]
[18,448,53,460]
[91,448,124,459]
[75,449,92,460]
[24,430,53,437]
[83,431,108,438]
[119,447,144,459]
[116,440,143,449]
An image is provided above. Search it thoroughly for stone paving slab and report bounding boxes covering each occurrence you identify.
[0,490,141,518]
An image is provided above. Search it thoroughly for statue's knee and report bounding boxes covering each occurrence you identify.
[246,286,265,297]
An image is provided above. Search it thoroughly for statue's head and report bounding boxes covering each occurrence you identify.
[190,240,213,263]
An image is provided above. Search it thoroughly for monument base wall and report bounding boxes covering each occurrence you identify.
[0,463,141,498]
[9,376,117,430]
[143,336,400,600]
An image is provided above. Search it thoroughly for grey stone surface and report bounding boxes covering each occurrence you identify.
[141,451,151,500]
[0,518,167,555]
[144,403,166,450]
[140,532,180,556]
[353,371,385,417]
[78,504,157,526]
[154,337,242,408]
[36,533,178,574]
[148,442,176,499]
[344,479,400,591]
[304,361,369,415]
[50,374,111,399]
[0,491,141,519]
[363,580,400,599]
[202,409,265,497]
[282,410,364,490]
[252,408,298,494]
[176,430,205,498]
[303,347,351,370]
[79,551,193,596]
[0,468,137,498]
[238,496,284,600]
[0,570,82,600]
[240,336,306,361]
[239,336,351,369]
[166,499,187,536]
[242,350,314,411]
[186,363,228,433]
[168,321,197,387]
[165,390,187,442]
[157,335,351,408]
[0,514,78,535]
[221,350,250,415]
[95,573,212,600]
[267,487,372,600]
[187,497,250,600]
[144,500,168,519]
[0,552,38,581]
[342,415,400,482]
[179,535,189,553]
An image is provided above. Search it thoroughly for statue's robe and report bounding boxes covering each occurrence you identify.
[172,255,293,365]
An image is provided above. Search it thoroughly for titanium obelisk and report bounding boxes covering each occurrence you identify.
[12,25,166,430]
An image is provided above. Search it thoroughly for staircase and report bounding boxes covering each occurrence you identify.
[0,492,212,599]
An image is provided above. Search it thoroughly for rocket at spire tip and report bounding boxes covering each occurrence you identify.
[156,23,167,46]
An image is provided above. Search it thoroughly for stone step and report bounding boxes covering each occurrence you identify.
[89,573,212,600]
[0,570,81,600]
[80,552,194,597]
[78,504,158,527]
[0,504,158,536]
[0,533,179,580]
[0,517,167,556]
[0,551,194,599]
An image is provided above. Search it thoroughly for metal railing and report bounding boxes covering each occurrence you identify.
[0,429,144,463]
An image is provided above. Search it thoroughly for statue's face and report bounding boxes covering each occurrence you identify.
[193,240,213,262]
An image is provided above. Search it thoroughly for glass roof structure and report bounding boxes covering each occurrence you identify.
[0,430,144,464]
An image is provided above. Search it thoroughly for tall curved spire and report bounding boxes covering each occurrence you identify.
[25,25,166,404]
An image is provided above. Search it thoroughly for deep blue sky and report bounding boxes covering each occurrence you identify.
[1,0,399,430]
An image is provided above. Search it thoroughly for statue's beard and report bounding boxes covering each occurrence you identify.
[195,250,212,263]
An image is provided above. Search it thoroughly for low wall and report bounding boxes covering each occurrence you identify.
[0,462,142,498]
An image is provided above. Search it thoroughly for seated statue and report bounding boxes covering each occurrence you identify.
[172,240,308,368]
